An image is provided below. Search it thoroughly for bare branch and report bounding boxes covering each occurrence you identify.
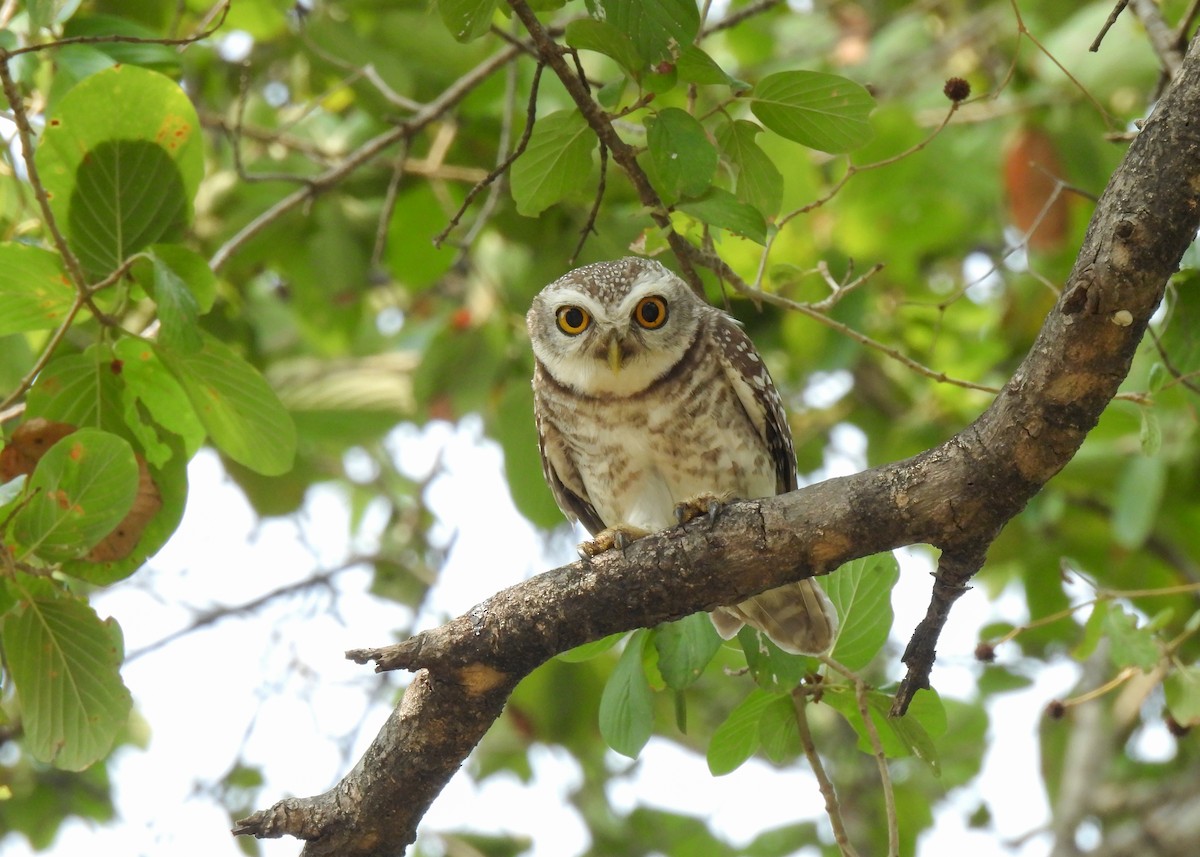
[209,44,524,272]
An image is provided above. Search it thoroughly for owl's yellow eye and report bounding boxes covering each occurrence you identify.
[633,296,669,330]
[556,305,591,335]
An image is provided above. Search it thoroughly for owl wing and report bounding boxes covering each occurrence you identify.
[711,313,798,494]
[532,370,607,536]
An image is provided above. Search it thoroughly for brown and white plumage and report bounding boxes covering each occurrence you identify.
[527,257,837,655]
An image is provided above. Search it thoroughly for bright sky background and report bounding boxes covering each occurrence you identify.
[2,417,1116,857]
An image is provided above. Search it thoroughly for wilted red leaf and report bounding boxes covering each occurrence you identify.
[1003,126,1069,252]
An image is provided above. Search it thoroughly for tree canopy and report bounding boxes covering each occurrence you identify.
[2,1,1199,856]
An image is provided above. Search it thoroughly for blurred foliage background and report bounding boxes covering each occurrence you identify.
[2,1,1199,855]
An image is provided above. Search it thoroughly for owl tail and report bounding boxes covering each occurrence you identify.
[710,579,838,656]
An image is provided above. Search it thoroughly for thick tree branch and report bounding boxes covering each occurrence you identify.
[235,28,1200,857]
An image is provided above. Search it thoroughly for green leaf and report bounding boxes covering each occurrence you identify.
[822,686,943,772]
[437,0,496,42]
[676,45,746,88]
[1165,664,1200,727]
[155,334,297,476]
[29,0,83,29]
[146,244,216,313]
[1103,605,1160,670]
[35,64,203,278]
[653,612,722,690]
[148,253,202,353]
[494,379,565,529]
[25,345,125,430]
[707,687,779,775]
[645,108,718,201]
[510,110,597,216]
[558,631,625,663]
[63,433,187,586]
[717,119,783,218]
[12,428,139,562]
[598,0,699,64]
[1073,600,1109,661]
[598,628,654,757]
[566,18,643,77]
[758,694,800,763]
[1111,454,1166,549]
[676,188,767,243]
[2,592,131,770]
[823,553,900,670]
[1139,407,1162,456]
[749,71,875,153]
[114,337,206,464]
[0,244,75,335]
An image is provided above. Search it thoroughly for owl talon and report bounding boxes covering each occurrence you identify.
[579,524,651,558]
[674,491,738,528]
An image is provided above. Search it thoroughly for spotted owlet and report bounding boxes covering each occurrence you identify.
[527,257,837,655]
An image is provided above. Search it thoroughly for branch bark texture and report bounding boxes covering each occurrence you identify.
[235,27,1200,857]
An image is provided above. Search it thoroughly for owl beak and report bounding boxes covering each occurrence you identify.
[606,336,623,374]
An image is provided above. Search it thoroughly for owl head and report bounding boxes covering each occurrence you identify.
[527,257,706,396]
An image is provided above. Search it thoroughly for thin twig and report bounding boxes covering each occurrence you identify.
[458,36,522,252]
[793,689,860,857]
[505,0,704,290]
[702,0,784,37]
[371,142,410,272]
[0,296,86,413]
[0,55,90,291]
[1009,0,1116,129]
[434,62,544,248]
[3,0,230,57]
[1149,325,1200,395]
[1090,0,1129,52]
[1130,0,1185,77]
[128,558,369,661]
[821,658,899,856]
[210,43,524,272]
[570,142,607,265]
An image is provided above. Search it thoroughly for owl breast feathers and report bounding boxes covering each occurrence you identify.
[527,257,836,656]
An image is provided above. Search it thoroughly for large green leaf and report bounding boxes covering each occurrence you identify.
[822,686,944,772]
[113,337,206,463]
[155,334,296,476]
[437,0,496,42]
[494,379,565,529]
[597,0,699,64]
[717,119,783,218]
[35,64,203,278]
[12,428,139,562]
[1111,454,1166,549]
[0,243,74,335]
[645,107,718,201]
[510,110,597,216]
[566,18,643,77]
[598,628,654,757]
[757,694,801,763]
[823,552,899,670]
[676,188,767,243]
[707,687,779,775]
[749,71,875,153]
[25,345,125,431]
[147,253,202,353]
[2,590,131,770]
[653,612,722,690]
